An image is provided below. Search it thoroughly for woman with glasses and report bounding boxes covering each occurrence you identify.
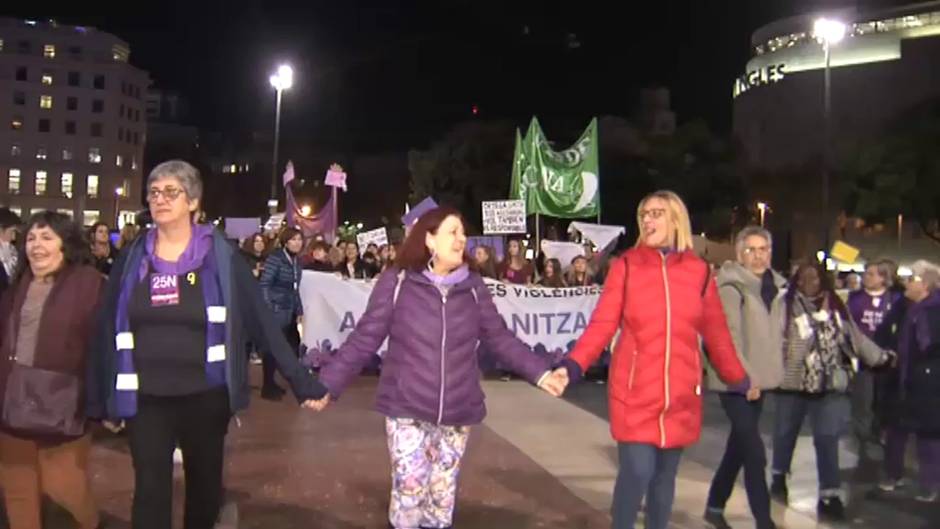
[554,190,751,529]
[87,160,326,529]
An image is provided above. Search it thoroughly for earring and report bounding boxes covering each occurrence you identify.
[427,251,436,271]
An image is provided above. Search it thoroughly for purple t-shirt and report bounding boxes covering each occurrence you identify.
[848,289,900,339]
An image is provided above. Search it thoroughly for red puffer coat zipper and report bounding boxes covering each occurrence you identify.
[566,246,749,448]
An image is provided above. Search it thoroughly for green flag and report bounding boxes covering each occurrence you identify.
[509,117,599,218]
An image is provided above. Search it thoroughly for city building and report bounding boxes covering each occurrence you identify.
[733,1,940,170]
[0,18,149,228]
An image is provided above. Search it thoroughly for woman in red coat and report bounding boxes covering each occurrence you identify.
[558,190,752,529]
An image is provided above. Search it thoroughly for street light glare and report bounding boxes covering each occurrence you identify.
[115,187,125,196]
[814,18,846,45]
[269,64,294,91]
[300,205,312,216]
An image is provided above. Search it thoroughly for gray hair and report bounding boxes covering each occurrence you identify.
[911,259,940,290]
[734,226,773,256]
[147,160,203,202]
[865,260,895,289]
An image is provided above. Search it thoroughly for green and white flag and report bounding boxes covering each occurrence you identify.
[510,117,599,218]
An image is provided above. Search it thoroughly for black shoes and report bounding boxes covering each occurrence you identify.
[817,497,846,522]
[703,510,733,529]
[770,474,789,504]
[260,384,286,401]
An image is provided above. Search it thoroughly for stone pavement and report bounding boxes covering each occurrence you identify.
[10,372,939,528]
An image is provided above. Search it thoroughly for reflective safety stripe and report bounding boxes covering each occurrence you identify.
[115,373,139,390]
[206,306,227,323]
[116,332,135,350]
[207,344,226,363]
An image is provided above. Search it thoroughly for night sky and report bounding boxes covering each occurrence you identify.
[8,1,895,151]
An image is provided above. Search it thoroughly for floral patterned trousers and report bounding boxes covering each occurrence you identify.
[385,417,471,529]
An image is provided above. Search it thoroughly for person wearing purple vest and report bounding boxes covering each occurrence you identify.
[847,261,904,462]
[315,206,567,529]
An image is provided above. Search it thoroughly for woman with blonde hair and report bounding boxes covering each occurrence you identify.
[554,190,750,529]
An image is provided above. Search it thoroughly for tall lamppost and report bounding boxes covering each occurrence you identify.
[269,64,293,210]
[813,17,846,252]
[114,186,124,227]
[757,201,769,228]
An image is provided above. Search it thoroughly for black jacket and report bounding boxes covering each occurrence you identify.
[86,229,326,419]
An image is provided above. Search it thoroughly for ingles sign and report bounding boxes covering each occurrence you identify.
[733,64,786,98]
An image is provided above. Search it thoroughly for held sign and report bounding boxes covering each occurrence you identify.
[482,200,527,235]
[356,227,389,254]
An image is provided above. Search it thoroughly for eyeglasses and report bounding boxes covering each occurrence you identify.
[147,186,185,202]
[638,208,667,221]
[743,245,770,255]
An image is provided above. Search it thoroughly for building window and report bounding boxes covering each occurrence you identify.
[36,147,47,160]
[82,210,100,227]
[68,71,80,87]
[8,207,22,218]
[38,119,50,133]
[86,175,99,198]
[62,148,73,160]
[35,171,47,195]
[56,209,73,219]
[88,148,101,164]
[131,156,138,170]
[92,99,104,113]
[13,91,25,105]
[133,132,140,145]
[90,123,103,137]
[93,75,105,90]
[8,169,21,195]
[43,44,55,58]
[39,95,53,109]
[68,45,82,59]
[18,40,31,54]
[65,121,76,135]
[15,67,27,81]
[118,128,124,141]
[41,73,53,85]
[116,154,123,167]
[11,144,22,157]
[11,117,23,131]
[66,96,78,111]
[61,173,73,198]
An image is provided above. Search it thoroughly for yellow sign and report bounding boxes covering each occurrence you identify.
[830,241,860,263]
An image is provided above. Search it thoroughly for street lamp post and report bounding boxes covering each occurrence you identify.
[757,201,768,228]
[813,17,846,253]
[114,186,124,228]
[269,64,294,211]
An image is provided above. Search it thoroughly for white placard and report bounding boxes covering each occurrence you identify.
[482,200,527,235]
[356,227,389,254]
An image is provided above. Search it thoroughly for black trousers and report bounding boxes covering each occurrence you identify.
[128,388,231,529]
[264,314,300,389]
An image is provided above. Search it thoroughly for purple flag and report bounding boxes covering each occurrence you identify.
[402,197,438,227]
[325,169,347,191]
[283,161,295,186]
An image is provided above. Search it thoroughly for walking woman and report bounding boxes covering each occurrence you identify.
[497,239,534,285]
[555,190,751,529]
[538,258,567,288]
[881,260,940,502]
[769,262,893,521]
[86,160,326,529]
[0,212,102,529]
[240,232,268,279]
[260,228,305,399]
[316,206,566,529]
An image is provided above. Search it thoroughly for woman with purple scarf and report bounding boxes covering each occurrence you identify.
[880,260,940,502]
[86,161,327,529]
[315,206,568,529]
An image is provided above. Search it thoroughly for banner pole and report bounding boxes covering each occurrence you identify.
[332,186,339,235]
[535,212,541,260]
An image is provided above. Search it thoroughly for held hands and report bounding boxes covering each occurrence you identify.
[538,367,570,398]
[746,387,761,402]
[102,420,125,433]
[302,394,331,412]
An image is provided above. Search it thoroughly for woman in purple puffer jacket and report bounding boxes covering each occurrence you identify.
[315,206,566,529]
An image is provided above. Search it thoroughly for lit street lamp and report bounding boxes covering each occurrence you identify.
[300,204,312,217]
[813,17,846,252]
[269,64,293,210]
[757,201,769,227]
[114,186,125,227]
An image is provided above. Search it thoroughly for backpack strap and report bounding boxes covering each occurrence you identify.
[701,264,712,298]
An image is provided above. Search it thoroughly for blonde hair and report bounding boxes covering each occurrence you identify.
[635,190,694,252]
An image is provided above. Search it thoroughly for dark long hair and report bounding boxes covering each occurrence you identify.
[784,261,848,334]
[15,211,93,283]
[472,244,498,279]
[241,232,267,257]
[395,206,467,272]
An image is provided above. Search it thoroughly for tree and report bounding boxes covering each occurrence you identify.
[408,120,515,231]
[841,99,940,245]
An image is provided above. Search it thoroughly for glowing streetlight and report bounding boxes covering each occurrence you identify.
[268,64,293,209]
[813,17,846,253]
[113,186,125,227]
[757,201,769,227]
[300,204,312,217]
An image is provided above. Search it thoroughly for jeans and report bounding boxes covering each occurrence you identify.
[851,369,879,452]
[772,392,850,496]
[706,393,772,526]
[884,427,940,489]
[612,443,682,529]
[128,388,231,529]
